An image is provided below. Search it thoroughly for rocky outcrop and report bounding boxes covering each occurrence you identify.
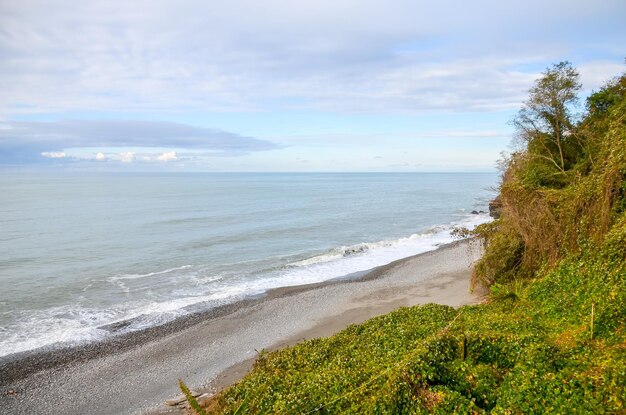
[489,197,502,219]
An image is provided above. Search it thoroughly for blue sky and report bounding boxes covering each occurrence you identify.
[1,0,624,171]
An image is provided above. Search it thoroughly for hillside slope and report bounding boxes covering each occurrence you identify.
[185,66,626,414]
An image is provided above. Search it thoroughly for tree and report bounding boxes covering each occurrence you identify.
[587,71,626,115]
[513,61,581,175]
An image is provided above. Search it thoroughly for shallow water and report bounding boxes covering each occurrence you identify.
[0,172,497,357]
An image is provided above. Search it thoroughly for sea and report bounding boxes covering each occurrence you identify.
[0,172,497,358]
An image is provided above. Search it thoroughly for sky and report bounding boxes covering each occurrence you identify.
[0,0,624,172]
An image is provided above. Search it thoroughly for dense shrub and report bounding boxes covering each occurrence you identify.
[473,71,626,286]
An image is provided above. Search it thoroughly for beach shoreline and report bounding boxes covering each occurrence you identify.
[1,238,484,415]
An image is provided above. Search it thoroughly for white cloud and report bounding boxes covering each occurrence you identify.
[0,120,278,164]
[119,151,135,163]
[40,151,66,158]
[157,151,178,161]
[1,1,624,171]
[579,61,626,92]
[0,1,623,116]
[95,152,106,161]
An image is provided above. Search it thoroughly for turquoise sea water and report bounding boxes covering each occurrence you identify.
[0,172,497,357]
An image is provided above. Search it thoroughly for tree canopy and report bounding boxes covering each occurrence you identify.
[513,61,582,175]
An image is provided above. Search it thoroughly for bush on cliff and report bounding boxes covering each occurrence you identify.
[473,64,626,287]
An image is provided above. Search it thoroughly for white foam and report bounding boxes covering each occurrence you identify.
[0,306,115,357]
[285,213,488,272]
[110,264,193,281]
[290,252,344,267]
[241,213,490,292]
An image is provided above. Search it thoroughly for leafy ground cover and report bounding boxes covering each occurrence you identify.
[198,232,625,413]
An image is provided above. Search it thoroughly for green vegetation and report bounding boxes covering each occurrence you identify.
[185,64,626,414]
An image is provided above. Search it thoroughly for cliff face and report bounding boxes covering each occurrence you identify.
[488,196,502,219]
[473,71,626,287]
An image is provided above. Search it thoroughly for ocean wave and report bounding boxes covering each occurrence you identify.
[109,264,193,281]
[287,213,489,270]
[0,305,116,357]
[0,291,240,357]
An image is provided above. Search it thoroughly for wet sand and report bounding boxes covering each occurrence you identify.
[0,239,483,415]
